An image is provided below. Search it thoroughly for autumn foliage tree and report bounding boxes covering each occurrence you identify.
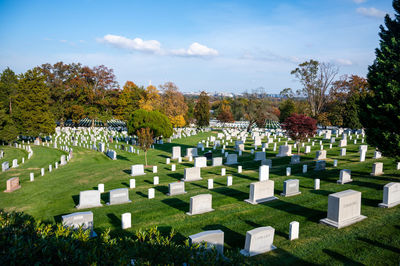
[217,100,234,124]
[137,127,154,166]
[159,82,188,128]
[282,113,317,154]
[194,91,210,127]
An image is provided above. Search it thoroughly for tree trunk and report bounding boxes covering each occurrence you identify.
[9,98,12,115]
[144,151,148,166]
[297,141,300,155]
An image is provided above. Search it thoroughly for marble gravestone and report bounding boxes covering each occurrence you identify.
[259,165,269,181]
[212,157,223,167]
[245,180,277,204]
[4,177,21,192]
[276,145,292,157]
[260,159,272,168]
[189,230,224,255]
[281,179,301,197]
[186,194,214,215]
[194,156,207,168]
[304,146,311,154]
[172,146,181,159]
[320,189,367,229]
[76,190,102,209]
[371,162,384,176]
[62,211,96,237]
[337,169,352,184]
[186,147,198,158]
[290,155,300,164]
[2,161,9,172]
[254,152,266,161]
[379,182,400,208]
[225,154,238,165]
[107,188,131,205]
[183,167,202,181]
[121,213,131,229]
[12,159,18,168]
[315,160,326,171]
[168,181,187,196]
[315,150,327,160]
[289,221,299,241]
[240,226,277,257]
[131,164,146,176]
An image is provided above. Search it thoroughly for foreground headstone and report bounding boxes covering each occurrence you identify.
[62,211,96,237]
[245,180,277,204]
[30,173,34,182]
[379,182,400,208]
[337,169,352,184]
[281,179,301,197]
[183,167,202,181]
[371,162,384,176]
[320,189,367,229]
[227,176,232,186]
[76,190,102,209]
[153,166,158,173]
[121,213,131,229]
[240,226,277,257]
[107,188,131,205]
[4,177,21,192]
[187,194,214,215]
[289,221,299,240]
[131,164,146,176]
[168,182,186,196]
[189,230,224,255]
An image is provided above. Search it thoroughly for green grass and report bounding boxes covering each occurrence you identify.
[0,132,399,265]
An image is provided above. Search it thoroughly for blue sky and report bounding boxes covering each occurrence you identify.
[0,0,394,93]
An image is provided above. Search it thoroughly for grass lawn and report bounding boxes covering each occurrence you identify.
[0,132,399,264]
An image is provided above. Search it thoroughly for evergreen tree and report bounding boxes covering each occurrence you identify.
[127,109,172,138]
[279,99,296,123]
[13,68,55,136]
[0,67,18,114]
[194,91,210,127]
[360,0,400,158]
[0,108,18,143]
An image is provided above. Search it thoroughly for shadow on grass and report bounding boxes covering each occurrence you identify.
[136,191,147,198]
[265,200,325,223]
[121,182,129,188]
[161,198,188,213]
[310,189,334,197]
[323,249,364,265]
[101,193,109,204]
[202,224,244,249]
[361,197,381,207]
[357,237,400,253]
[107,213,121,229]
[167,172,183,181]
[116,154,130,161]
[154,185,168,194]
[158,225,187,244]
[122,169,131,175]
[191,182,208,189]
[72,194,79,206]
[212,187,248,201]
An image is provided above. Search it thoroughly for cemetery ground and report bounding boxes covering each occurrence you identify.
[0,132,399,264]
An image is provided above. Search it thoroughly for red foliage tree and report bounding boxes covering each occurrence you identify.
[282,113,317,154]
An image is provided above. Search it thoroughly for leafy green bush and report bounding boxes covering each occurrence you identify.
[0,210,244,265]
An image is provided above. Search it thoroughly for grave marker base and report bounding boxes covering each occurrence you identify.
[186,208,214,216]
[320,215,367,229]
[244,196,278,205]
[280,191,301,197]
[378,200,400,208]
[4,185,21,193]
[240,245,277,257]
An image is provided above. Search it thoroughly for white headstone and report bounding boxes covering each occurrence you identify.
[320,189,367,229]
[131,164,146,176]
[168,181,186,196]
[183,167,202,181]
[186,194,214,215]
[245,180,277,204]
[286,167,291,176]
[30,172,34,182]
[289,221,299,240]
[76,190,102,209]
[314,179,320,190]
[208,179,214,189]
[240,226,276,256]
[153,176,159,185]
[259,165,269,181]
[98,183,104,193]
[121,213,131,229]
[148,188,155,199]
[371,162,384,176]
[130,179,136,189]
[281,179,301,197]
[153,165,158,173]
[227,176,232,186]
[189,230,224,255]
[379,182,400,208]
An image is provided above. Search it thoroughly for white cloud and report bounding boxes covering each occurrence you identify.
[353,0,366,4]
[100,34,161,53]
[335,58,353,66]
[171,42,219,57]
[356,7,386,18]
